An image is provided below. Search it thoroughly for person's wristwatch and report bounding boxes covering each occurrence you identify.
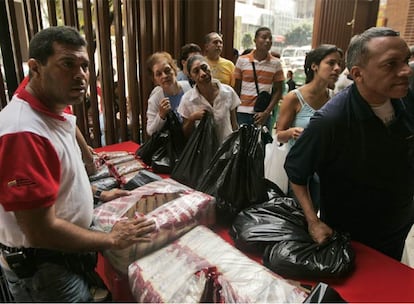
[94,189,103,204]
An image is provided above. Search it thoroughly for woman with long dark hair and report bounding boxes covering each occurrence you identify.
[276,44,343,208]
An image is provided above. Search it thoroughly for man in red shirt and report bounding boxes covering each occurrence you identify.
[0,26,155,302]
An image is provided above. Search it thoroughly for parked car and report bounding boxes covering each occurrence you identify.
[293,67,306,87]
[281,45,310,71]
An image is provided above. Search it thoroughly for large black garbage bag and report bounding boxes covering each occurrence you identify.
[264,231,354,280]
[197,124,268,220]
[136,112,185,173]
[171,113,219,188]
[231,198,355,280]
[230,197,307,253]
[136,128,167,165]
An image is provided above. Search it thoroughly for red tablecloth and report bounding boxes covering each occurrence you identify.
[95,141,414,303]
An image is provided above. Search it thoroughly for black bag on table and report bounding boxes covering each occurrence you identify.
[303,282,347,303]
[171,112,219,188]
[136,111,185,174]
[231,198,355,280]
[122,169,162,190]
[230,197,307,253]
[197,124,268,221]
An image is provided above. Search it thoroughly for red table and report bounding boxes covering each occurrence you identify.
[95,141,414,303]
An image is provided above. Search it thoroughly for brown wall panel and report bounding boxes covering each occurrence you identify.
[313,0,379,53]
[406,1,414,45]
[221,0,236,61]
[386,0,414,46]
[184,0,219,50]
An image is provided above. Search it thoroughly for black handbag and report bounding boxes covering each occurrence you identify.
[252,61,272,113]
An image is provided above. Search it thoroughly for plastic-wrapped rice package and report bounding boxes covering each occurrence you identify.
[110,159,145,178]
[128,225,307,303]
[119,170,141,184]
[89,152,147,188]
[93,178,216,273]
[90,176,119,191]
[89,165,111,182]
[120,170,162,190]
[97,150,131,161]
[104,154,136,166]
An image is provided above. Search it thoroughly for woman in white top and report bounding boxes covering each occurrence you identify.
[177,55,240,143]
[146,52,191,136]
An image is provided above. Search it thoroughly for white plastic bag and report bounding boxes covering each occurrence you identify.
[265,140,289,194]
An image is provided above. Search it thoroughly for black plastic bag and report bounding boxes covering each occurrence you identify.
[197,124,268,220]
[136,129,167,166]
[136,112,185,173]
[171,113,219,188]
[151,140,171,173]
[303,282,347,303]
[230,197,307,253]
[264,231,354,280]
[231,198,355,280]
[122,169,162,190]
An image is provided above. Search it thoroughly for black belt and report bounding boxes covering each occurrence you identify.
[0,243,29,254]
[0,243,69,263]
[0,243,99,282]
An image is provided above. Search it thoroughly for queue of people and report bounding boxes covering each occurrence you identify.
[1,23,414,302]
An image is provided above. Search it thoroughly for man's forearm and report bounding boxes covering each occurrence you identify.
[15,208,115,252]
[290,182,319,224]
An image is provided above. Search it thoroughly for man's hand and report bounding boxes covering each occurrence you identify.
[308,219,333,244]
[101,189,130,202]
[254,111,270,126]
[110,216,156,250]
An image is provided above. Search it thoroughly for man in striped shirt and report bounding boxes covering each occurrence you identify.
[234,27,284,129]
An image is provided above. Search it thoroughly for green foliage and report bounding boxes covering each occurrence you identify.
[285,23,312,46]
[241,33,253,50]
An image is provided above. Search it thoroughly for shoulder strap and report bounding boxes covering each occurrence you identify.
[251,61,260,95]
[294,89,306,107]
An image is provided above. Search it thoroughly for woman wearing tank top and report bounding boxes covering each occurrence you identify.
[276,44,343,209]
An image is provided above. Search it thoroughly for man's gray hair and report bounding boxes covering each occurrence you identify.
[346,27,399,71]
